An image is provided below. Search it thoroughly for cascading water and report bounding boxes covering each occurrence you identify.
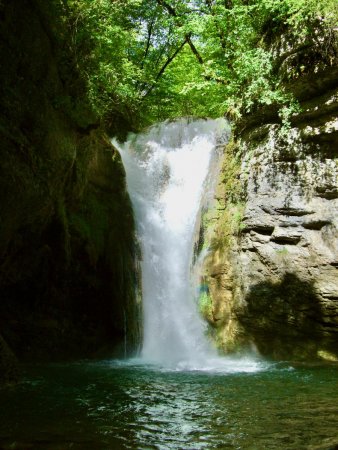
[115,118,225,366]
[116,118,264,372]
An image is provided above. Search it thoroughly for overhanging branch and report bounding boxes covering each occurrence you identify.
[154,0,228,87]
[142,38,188,98]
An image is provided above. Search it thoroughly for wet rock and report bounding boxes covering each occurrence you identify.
[302,216,332,230]
[270,227,302,244]
[315,185,338,200]
[202,25,338,360]
[0,0,140,362]
[0,335,19,385]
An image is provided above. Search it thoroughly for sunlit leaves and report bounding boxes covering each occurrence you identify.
[65,0,337,126]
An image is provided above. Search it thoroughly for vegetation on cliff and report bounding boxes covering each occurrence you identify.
[64,0,337,126]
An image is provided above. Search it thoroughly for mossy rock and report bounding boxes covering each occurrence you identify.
[0,335,19,385]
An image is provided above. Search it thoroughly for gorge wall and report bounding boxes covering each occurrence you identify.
[0,0,139,384]
[202,22,338,361]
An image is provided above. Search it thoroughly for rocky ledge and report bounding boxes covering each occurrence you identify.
[202,24,338,361]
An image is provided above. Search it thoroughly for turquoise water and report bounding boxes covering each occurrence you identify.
[0,360,337,449]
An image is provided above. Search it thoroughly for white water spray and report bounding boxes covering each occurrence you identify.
[115,118,266,372]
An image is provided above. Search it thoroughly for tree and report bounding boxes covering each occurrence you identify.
[63,0,338,127]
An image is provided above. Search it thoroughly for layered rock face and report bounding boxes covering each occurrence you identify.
[203,23,338,360]
[0,0,139,382]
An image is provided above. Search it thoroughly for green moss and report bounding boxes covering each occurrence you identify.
[210,202,246,253]
[317,350,338,362]
[69,213,91,242]
[276,247,289,256]
[221,140,244,204]
[56,198,71,265]
[199,292,213,321]
[206,139,247,254]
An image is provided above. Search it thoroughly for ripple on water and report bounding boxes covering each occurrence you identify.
[0,360,337,449]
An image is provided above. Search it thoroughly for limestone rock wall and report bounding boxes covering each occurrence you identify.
[0,0,140,381]
[202,24,338,361]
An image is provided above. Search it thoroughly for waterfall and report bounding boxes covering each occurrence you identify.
[115,118,229,368]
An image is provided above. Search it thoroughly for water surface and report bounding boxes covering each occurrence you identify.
[0,360,337,449]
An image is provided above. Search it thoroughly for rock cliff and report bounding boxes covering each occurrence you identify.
[0,0,140,383]
[202,21,338,361]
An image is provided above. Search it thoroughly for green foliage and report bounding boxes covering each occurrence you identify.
[262,0,338,27]
[278,100,302,138]
[65,0,143,123]
[59,0,337,127]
